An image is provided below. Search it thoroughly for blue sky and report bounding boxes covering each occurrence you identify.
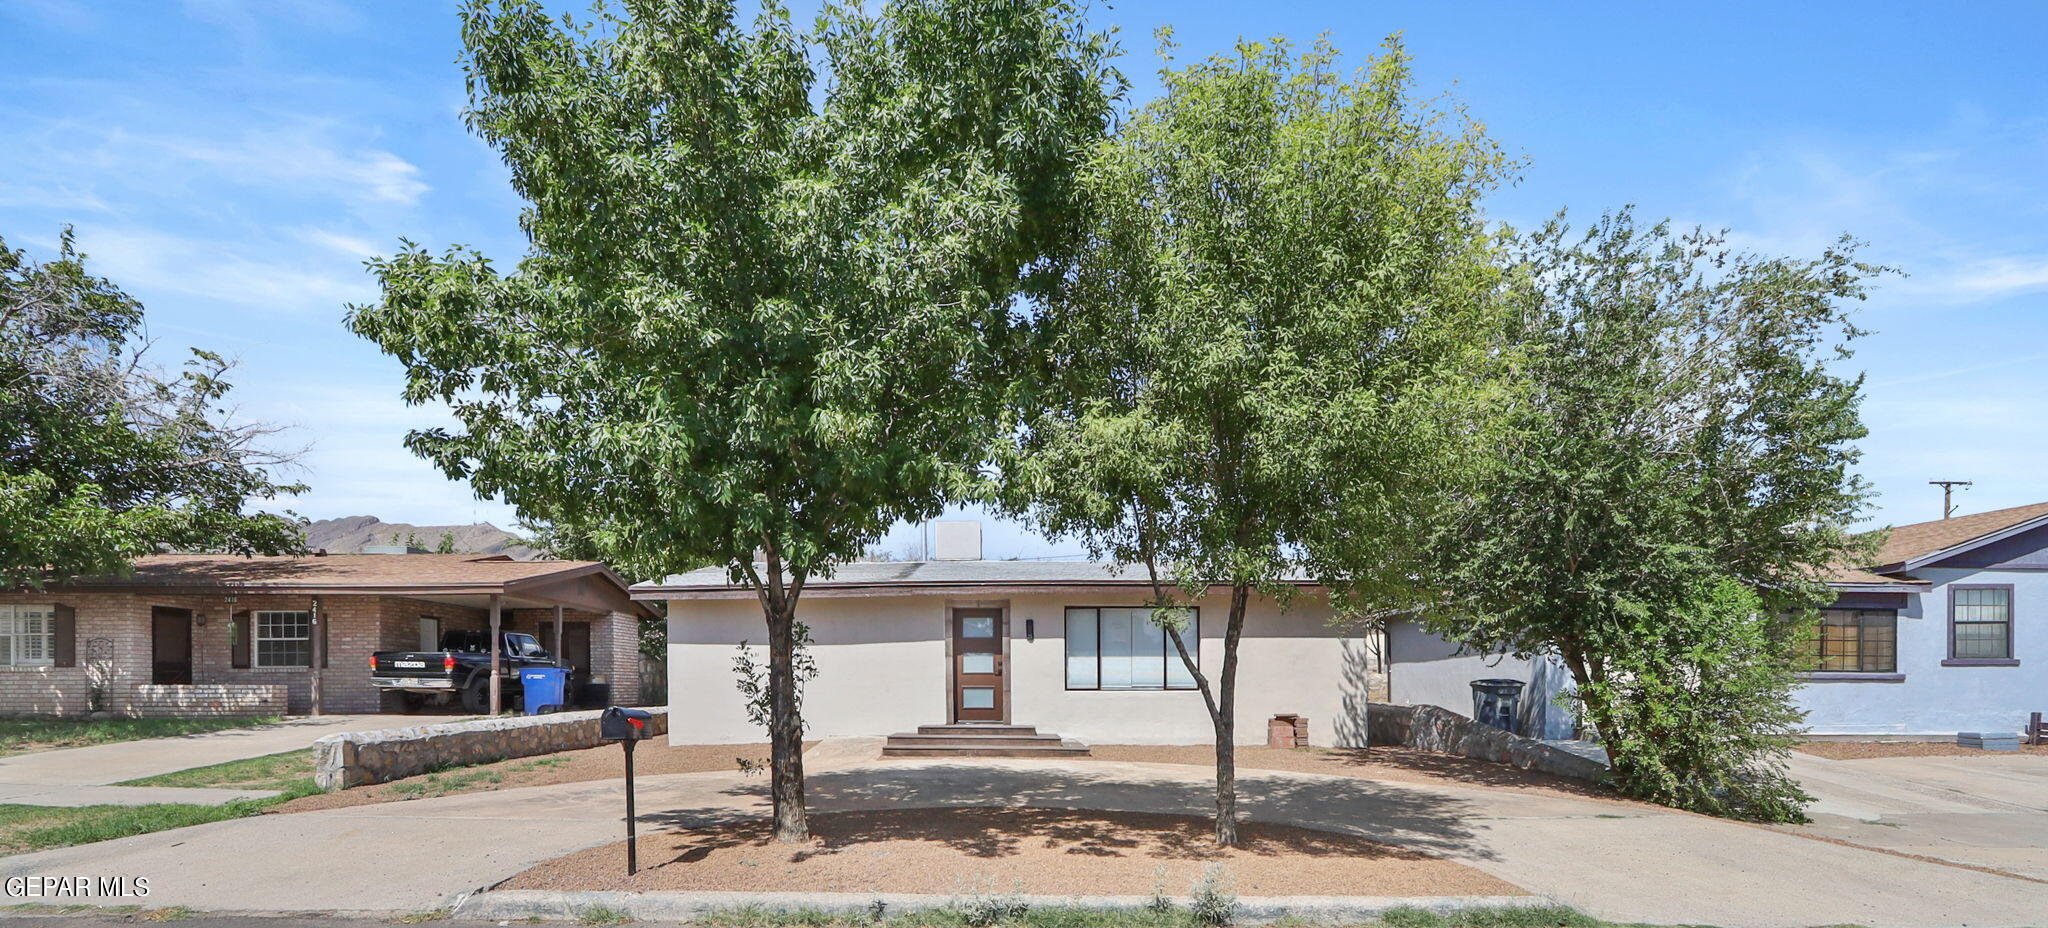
[3,1,2045,560]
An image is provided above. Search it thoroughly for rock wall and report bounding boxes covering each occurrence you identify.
[313,707,671,790]
[1368,701,1608,783]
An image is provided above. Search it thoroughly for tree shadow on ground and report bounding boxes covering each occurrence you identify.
[641,761,1495,861]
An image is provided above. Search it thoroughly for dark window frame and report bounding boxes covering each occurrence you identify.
[1946,583,2018,666]
[1805,608,1898,674]
[1063,605,1200,691]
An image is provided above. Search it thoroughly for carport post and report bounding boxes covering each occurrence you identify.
[553,604,565,670]
[488,594,503,715]
[308,596,324,717]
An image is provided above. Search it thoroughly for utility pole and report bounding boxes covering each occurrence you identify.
[1931,480,1973,520]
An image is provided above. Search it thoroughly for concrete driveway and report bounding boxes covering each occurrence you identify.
[1785,749,2048,881]
[2,747,2046,926]
[0,715,406,806]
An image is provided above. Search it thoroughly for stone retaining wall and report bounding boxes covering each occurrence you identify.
[126,683,287,718]
[313,707,671,790]
[1368,701,1608,783]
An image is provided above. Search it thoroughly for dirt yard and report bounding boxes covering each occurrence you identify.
[1085,743,1623,802]
[274,741,797,813]
[501,806,1527,897]
[1797,740,2048,760]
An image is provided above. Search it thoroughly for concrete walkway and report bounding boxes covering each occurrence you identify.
[1784,750,2048,881]
[0,715,403,806]
[1,747,2045,925]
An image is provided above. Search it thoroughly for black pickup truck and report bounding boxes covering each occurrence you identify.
[371,629,557,712]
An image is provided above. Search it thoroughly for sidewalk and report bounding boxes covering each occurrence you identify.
[0,715,404,806]
[1,746,2043,925]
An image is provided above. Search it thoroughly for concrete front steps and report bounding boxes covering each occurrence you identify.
[882,723,1091,758]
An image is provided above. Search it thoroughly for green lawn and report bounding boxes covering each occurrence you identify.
[116,749,314,792]
[0,748,324,856]
[0,716,281,757]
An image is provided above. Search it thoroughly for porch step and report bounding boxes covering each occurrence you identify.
[884,723,1091,758]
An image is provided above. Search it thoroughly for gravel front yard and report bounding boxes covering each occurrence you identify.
[1797,741,2048,760]
[273,741,796,813]
[1085,744,1625,802]
[500,806,1528,897]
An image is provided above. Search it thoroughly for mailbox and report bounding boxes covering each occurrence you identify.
[600,706,652,741]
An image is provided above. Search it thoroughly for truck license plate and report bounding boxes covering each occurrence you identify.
[393,660,426,668]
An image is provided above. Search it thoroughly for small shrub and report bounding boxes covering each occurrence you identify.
[1147,864,1173,913]
[953,878,1029,928]
[1187,865,1235,927]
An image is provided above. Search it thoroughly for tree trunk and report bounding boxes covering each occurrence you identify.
[766,598,809,843]
[1211,583,1249,846]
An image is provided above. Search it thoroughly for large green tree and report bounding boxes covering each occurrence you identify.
[1003,36,1510,845]
[1424,212,1882,822]
[347,0,1116,842]
[0,230,304,589]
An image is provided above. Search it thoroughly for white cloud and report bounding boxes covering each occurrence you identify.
[73,226,375,315]
[153,128,428,208]
[294,227,383,260]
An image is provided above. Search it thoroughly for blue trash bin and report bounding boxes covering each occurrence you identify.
[520,667,569,715]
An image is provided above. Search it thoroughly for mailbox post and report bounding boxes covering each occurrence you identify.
[600,706,653,874]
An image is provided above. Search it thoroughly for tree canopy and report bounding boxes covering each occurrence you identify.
[1002,35,1512,844]
[0,230,304,589]
[348,0,1118,841]
[1423,212,1884,821]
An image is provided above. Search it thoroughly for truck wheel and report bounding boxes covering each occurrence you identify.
[460,676,490,714]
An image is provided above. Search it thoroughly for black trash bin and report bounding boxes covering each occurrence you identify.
[1470,678,1525,734]
[578,681,612,709]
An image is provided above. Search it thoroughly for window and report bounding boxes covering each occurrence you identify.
[1950,586,2013,661]
[1065,607,1198,690]
[253,611,311,667]
[1807,609,1896,673]
[0,605,55,668]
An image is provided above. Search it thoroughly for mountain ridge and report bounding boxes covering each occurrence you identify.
[302,515,536,560]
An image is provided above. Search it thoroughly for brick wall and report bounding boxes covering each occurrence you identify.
[0,590,489,717]
[504,607,642,706]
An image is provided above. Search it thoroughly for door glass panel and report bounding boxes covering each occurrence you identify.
[962,653,995,674]
[961,687,995,709]
[961,615,995,638]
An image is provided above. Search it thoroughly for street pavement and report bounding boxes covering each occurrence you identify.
[1,742,2044,926]
[0,715,404,807]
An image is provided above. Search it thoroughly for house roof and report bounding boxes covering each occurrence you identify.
[1823,500,2048,589]
[634,560,1322,600]
[57,553,657,617]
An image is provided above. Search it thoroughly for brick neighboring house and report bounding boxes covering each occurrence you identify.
[0,553,656,717]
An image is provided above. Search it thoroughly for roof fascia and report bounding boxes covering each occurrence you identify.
[1893,512,2048,572]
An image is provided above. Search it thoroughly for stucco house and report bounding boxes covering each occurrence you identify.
[0,552,654,717]
[1384,502,2048,740]
[638,537,1387,750]
[1799,501,2048,736]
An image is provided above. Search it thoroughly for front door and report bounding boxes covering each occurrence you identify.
[951,608,1004,722]
[151,607,193,685]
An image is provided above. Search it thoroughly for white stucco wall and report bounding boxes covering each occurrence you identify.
[1797,567,2047,736]
[1385,620,1577,740]
[665,588,1381,747]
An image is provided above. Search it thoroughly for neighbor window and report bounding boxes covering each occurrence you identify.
[1807,608,1896,673]
[1064,607,1198,690]
[1950,586,2013,660]
[0,605,55,668]
[253,610,312,667]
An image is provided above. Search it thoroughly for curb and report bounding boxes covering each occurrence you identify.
[453,890,1558,923]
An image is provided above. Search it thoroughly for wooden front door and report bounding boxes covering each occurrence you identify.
[151,607,193,685]
[951,608,1004,722]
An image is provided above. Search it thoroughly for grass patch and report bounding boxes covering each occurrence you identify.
[577,905,632,926]
[0,778,323,856]
[685,905,1695,928]
[391,767,504,799]
[117,749,314,792]
[395,908,453,923]
[0,716,280,757]
[139,905,199,921]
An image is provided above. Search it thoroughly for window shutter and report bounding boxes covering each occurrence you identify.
[52,604,76,668]
[231,612,250,668]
